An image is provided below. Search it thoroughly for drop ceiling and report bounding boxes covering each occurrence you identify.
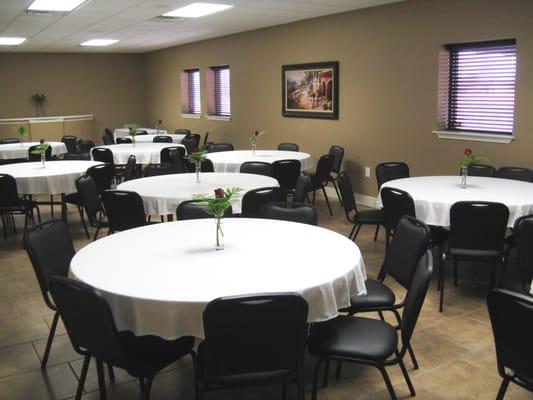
[0,0,404,53]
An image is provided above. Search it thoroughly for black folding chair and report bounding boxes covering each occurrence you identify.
[277,143,299,151]
[240,161,272,176]
[102,190,148,233]
[261,201,318,225]
[241,187,284,218]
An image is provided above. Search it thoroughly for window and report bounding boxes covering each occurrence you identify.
[208,65,230,117]
[438,39,517,136]
[180,69,200,115]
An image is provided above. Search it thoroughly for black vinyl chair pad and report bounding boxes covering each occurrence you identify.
[309,315,397,361]
[118,331,194,377]
[197,342,293,385]
[353,209,385,225]
[340,279,395,313]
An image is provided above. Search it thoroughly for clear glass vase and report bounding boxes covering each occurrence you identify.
[195,162,201,183]
[215,217,224,250]
[461,166,468,188]
[40,152,46,168]
[251,142,256,156]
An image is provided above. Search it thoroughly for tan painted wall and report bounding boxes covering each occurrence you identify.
[0,53,146,144]
[144,0,533,196]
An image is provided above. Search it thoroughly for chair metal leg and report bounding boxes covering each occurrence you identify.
[323,359,330,387]
[335,360,342,380]
[453,257,458,287]
[321,186,333,216]
[439,258,446,312]
[75,355,91,400]
[377,365,398,400]
[190,352,200,400]
[373,224,380,241]
[281,380,288,400]
[93,227,101,241]
[353,224,362,240]
[143,376,154,400]
[296,370,305,400]
[78,207,90,239]
[406,344,419,370]
[50,195,54,218]
[41,311,59,369]
[332,179,342,207]
[107,364,115,382]
[96,360,108,400]
[397,354,415,396]
[311,359,324,400]
[496,377,510,400]
[348,225,356,240]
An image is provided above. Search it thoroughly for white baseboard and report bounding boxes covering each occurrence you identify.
[322,187,378,209]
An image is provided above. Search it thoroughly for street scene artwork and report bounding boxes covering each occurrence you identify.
[282,61,339,119]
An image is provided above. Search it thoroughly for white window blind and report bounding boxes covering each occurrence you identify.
[213,66,230,116]
[187,69,200,114]
[445,39,516,134]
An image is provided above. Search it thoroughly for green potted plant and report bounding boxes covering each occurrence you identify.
[459,148,486,188]
[17,125,27,146]
[128,125,138,147]
[185,147,208,183]
[249,130,266,155]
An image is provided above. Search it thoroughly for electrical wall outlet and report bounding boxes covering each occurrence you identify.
[365,167,371,178]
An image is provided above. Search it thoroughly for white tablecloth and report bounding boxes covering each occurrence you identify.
[70,218,367,339]
[0,161,102,195]
[113,128,168,140]
[92,143,185,165]
[0,142,67,161]
[379,176,533,227]
[116,134,186,144]
[206,150,313,173]
[118,173,279,215]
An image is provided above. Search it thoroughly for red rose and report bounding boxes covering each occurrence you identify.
[464,148,472,156]
[192,147,200,153]
[254,130,259,136]
[39,139,44,144]
[214,188,225,198]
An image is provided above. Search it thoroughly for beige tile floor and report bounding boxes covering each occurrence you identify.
[0,196,532,400]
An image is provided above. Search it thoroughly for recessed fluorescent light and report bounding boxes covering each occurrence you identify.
[0,37,26,46]
[80,39,119,47]
[163,2,233,18]
[28,0,86,12]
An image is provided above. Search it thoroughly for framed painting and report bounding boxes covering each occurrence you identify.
[282,61,339,119]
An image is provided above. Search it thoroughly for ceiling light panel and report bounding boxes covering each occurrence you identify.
[163,3,233,18]
[80,38,118,47]
[0,37,26,46]
[27,0,86,12]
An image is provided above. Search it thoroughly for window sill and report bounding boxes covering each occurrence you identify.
[180,114,201,119]
[207,115,231,122]
[433,130,515,144]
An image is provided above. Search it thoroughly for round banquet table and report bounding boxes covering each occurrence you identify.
[0,141,67,161]
[117,172,279,215]
[92,143,185,165]
[70,218,367,339]
[113,128,169,140]
[206,150,313,173]
[379,176,533,227]
[118,134,185,144]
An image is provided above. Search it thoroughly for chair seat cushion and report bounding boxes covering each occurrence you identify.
[354,209,384,224]
[65,192,81,205]
[341,279,395,313]
[118,331,194,377]
[308,316,397,361]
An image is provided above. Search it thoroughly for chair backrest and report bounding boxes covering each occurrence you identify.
[328,145,344,174]
[87,164,113,195]
[76,175,102,223]
[160,146,186,167]
[400,249,433,350]
[448,201,509,254]
[28,145,52,161]
[175,129,191,135]
[91,148,114,165]
[103,128,115,145]
[116,137,132,144]
[467,163,496,177]
[144,163,174,177]
[271,159,301,191]
[153,135,173,143]
[293,172,311,203]
[102,190,147,232]
[239,161,272,176]
[516,215,533,287]
[379,216,430,289]
[185,158,214,173]
[1,138,20,144]
[375,162,410,189]
[261,202,318,225]
[336,172,357,217]
[201,293,308,383]
[206,143,234,153]
[49,277,125,364]
[0,174,21,207]
[495,166,533,182]
[176,200,233,220]
[181,136,198,154]
[123,155,138,182]
[312,154,334,184]
[487,289,533,380]
[380,187,415,234]
[24,220,75,310]
[61,135,78,153]
[78,140,95,153]
[277,143,299,152]
[241,187,285,218]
